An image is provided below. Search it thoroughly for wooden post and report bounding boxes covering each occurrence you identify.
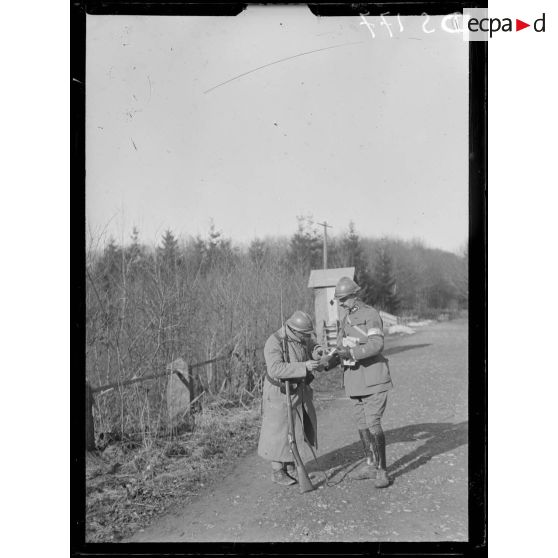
[316,220,332,270]
[323,222,328,269]
[86,381,96,451]
[187,364,195,403]
[166,359,192,428]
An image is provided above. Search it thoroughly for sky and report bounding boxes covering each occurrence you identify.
[86,6,469,253]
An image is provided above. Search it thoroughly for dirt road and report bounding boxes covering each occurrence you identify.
[129,319,468,542]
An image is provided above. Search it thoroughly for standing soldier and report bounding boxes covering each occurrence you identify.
[334,276,393,488]
[257,311,322,486]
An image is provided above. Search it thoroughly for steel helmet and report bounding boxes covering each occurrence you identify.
[286,311,314,334]
[334,276,361,299]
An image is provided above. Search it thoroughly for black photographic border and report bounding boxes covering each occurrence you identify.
[71,2,487,556]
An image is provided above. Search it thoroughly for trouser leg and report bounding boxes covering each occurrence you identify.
[351,396,367,429]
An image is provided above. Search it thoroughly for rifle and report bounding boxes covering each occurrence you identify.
[280,291,315,494]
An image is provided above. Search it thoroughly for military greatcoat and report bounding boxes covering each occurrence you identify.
[339,302,393,397]
[257,328,318,462]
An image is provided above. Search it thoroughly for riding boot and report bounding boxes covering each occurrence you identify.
[370,428,390,488]
[349,429,378,480]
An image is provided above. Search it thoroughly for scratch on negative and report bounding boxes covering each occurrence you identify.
[204,41,363,94]
[131,138,137,151]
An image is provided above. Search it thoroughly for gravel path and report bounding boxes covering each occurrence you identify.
[129,319,468,542]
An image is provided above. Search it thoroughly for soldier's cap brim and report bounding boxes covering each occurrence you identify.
[334,290,360,300]
[287,324,314,334]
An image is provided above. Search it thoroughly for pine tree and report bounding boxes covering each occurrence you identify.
[286,216,322,272]
[340,222,375,304]
[100,237,122,286]
[325,236,341,269]
[370,244,400,314]
[190,221,236,275]
[206,221,234,269]
[249,238,267,268]
[158,230,178,260]
[455,242,468,308]
[157,229,180,278]
[126,226,143,266]
[98,237,123,331]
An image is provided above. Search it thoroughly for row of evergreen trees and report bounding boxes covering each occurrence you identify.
[96,217,467,317]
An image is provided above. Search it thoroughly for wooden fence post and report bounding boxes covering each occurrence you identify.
[187,364,195,403]
[86,381,96,451]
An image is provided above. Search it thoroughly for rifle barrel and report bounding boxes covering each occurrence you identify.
[285,379,315,493]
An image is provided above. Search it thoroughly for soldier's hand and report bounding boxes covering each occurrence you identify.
[319,352,340,371]
[305,360,319,372]
[312,345,325,360]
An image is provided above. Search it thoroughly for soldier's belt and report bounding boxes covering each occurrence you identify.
[265,373,299,393]
[265,372,314,393]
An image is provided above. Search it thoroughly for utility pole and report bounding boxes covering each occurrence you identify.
[315,221,333,269]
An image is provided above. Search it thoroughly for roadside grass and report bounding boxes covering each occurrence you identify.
[86,399,262,542]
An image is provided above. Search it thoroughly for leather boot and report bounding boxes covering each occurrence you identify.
[370,429,390,488]
[349,429,378,480]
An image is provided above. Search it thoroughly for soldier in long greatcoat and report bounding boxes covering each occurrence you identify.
[334,276,393,488]
[257,311,322,486]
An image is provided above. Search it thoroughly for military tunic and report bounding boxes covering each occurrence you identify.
[257,328,318,462]
[339,302,393,397]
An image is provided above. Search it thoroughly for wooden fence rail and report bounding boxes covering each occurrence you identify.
[85,349,263,451]
[90,353,233,394]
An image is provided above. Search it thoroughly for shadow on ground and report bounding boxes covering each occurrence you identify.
[383,343,431,357]
[306,421,468,487]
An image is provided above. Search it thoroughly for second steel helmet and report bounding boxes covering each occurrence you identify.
[334,276,361,299]
[286,311,314,334]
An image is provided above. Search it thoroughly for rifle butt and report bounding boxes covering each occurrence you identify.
[296,463,315,493]
[290,438,315,493]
